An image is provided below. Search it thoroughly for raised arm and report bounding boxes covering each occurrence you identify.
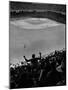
[23,56,28,62]
[39,52,42,59]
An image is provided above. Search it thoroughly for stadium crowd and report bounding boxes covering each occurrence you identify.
[10,49,66,89]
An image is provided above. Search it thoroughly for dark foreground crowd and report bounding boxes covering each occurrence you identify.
[10,49,66,89]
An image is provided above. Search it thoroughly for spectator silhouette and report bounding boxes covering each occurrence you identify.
[23,52,42,68]
[23,53,42,86]
[45,59,61,86]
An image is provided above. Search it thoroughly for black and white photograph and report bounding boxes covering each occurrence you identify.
[9,1,66,89]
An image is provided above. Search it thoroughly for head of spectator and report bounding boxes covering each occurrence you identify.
[32,54,35,59]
